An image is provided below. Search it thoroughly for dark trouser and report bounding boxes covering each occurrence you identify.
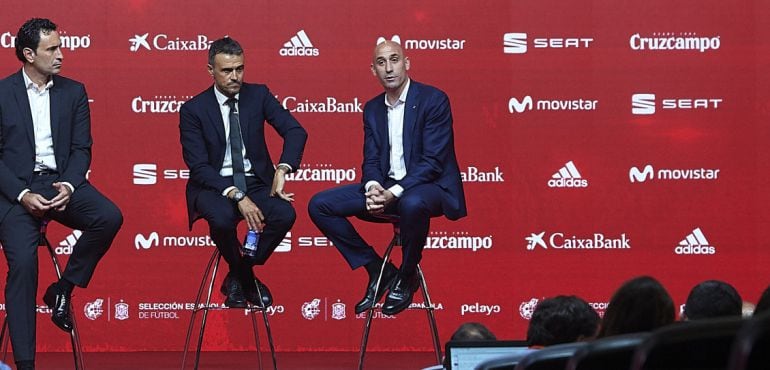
[308,183,443,275]
[0,174,123,362]
[194,176,295,280]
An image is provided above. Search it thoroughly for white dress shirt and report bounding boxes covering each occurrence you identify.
[213,86,291,197]
[23,68,56,172]
[17,69,74,201]
[366,79,410,198]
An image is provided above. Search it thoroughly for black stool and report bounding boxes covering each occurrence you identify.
[358,216,441,370]
[181,249,277,370]
[0,220,85,369]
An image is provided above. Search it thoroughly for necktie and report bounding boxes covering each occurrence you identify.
[226,98,248,192]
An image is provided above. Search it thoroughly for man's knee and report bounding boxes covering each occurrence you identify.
[307,193,327,221]
[270,205,296,231]
[102,205,123,234]
[398,194,430,216]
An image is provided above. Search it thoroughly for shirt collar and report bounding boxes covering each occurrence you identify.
[213,85,239,107]
[22,68,54,92]
[384,78,410,108]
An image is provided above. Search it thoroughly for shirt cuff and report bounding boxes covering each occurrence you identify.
[388,184,404,198]
[17,189,31,202]
[277,163,292,172]
[222,186,237,197]
[364,181,381,192]
[62,182,75,194]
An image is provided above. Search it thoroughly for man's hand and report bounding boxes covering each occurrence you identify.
[20,192,52,218]
[236,196,265,232]
[270,166,295,202]
[49,182,73,211]
[365,184,395,215]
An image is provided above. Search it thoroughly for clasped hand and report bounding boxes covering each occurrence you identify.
[20,182,72,218]
[365,184,394,215]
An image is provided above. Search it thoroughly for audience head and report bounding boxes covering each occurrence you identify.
[450,322,497,341]
[597,276,674,338]
[682,280,742,320]
[754,284,770,315]
[526,295,600,347]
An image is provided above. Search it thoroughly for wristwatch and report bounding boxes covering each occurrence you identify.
[231,190,246,203]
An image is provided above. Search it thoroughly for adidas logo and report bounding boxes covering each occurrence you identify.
[547,161,588,188]
[279,30,319,57]
[674,227,715,255]
[57,230,82,255]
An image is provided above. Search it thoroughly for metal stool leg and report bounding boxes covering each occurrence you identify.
[249,307,263,370]
[0,318,8,363]
[182,250,220,369]
[194,252,221,369]
[254,282,278,370]
[41,224,85,370]
[358,234,399,370]
[182,250,276,370]
[416,264,442,363]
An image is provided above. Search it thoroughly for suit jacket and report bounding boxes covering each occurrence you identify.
[362,80,467,220]
[179,83,308,228]
[0,70,92,222]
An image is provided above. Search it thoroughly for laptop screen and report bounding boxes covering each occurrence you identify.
[445,340,531,370]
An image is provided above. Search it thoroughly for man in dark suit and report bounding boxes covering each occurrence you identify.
[0,18,123,370]
[179,37,307,308]
[308,39,466,315]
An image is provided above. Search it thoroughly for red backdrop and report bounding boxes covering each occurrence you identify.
[0,0,768,353]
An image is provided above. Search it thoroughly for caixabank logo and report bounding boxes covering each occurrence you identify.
[275,94,363,113]
[460,166,504,183]
[129,33,213,52]
[525,231,631,251]
[675,227,716,255]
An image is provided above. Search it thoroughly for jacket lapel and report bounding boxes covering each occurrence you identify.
[402,81,419,169]
[206,88,227,146]
[49,76,62,164]
[12,72,35,149]
[374,97,390,173]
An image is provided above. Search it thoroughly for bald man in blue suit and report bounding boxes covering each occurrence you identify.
[309,40,466,316]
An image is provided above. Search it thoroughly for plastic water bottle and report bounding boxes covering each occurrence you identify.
[242,230,259,258]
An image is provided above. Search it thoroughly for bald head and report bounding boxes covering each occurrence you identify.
[372,40,405,62]
[371,40,410,101]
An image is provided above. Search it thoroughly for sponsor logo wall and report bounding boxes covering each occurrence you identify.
[0,0,764,354]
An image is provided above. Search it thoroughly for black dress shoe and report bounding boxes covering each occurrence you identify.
[42,283,73,332]
[382,273,419,315]
[355,262,397,314]
[220,274,247,308]
[243,277,273,308]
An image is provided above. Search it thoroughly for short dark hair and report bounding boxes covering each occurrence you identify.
[208,37,243,65]
[684,280,742,320]
[16,18,57,63]
[597,276,675,338]
[450,322,497,341]
[526,295,600,346]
